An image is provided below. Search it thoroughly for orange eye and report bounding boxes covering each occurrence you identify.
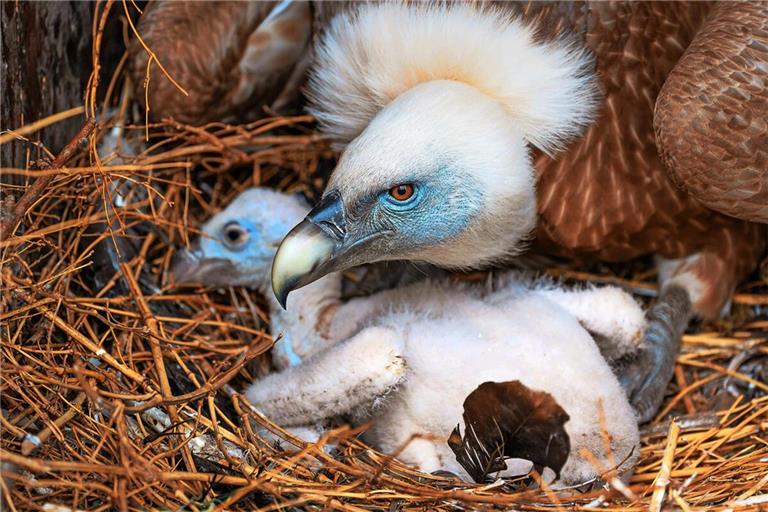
[389,184,415,201]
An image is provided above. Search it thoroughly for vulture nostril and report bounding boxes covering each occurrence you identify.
[306,191,346,241]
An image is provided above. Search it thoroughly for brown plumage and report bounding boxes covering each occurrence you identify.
[448,380,571,483]
[128,1,312,124]
[511,2,766,319]
[654,2,768,224]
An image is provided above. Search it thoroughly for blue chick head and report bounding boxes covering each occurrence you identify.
[172,188,310,291]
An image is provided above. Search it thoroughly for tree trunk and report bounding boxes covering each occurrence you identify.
[1,1,93,177]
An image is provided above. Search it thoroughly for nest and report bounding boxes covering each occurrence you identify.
[2,6,767,511]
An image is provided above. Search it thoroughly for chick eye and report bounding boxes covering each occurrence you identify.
[388,184,415,202]
[223,222,249,248]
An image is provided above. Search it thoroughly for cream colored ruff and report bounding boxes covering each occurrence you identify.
[308,2,599,154]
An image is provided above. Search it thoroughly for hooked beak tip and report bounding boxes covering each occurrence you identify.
[273,282,289,310]
[270,218,337,308]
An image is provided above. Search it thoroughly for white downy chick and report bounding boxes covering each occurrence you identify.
[247,274,644,485]
[174,188,643,485]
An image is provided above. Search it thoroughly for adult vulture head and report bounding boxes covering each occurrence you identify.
[271,3,600,307]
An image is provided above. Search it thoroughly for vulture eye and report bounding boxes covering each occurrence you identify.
[222,222,249,249]
[388,184,415,202]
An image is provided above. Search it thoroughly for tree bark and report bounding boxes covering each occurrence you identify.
[1,1,93,176]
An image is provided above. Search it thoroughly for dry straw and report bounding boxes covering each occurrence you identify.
[1,2,766,510]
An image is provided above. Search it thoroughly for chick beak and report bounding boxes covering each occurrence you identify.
[271,191,345,308]
[171,243,205,285]
[171,242,237,287]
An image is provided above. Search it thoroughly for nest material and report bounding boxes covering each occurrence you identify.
[1,6,768,510]
[1,107,766,512]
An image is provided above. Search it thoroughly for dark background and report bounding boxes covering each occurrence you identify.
[1,1,124,175]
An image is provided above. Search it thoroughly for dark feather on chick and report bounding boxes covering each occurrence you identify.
[448,380,570,483]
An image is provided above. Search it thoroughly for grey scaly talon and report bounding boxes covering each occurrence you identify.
[619,286,692,423]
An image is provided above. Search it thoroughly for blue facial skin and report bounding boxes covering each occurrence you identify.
[200,219,265,264]
[198,215,297,286]
[352,168,483,260]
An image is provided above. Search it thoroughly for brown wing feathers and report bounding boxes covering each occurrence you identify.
[655,2,768,224]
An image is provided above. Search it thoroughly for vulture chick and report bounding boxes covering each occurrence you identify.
[267,3,766,422]
[173,188,643,485]
[172,188,365,370]
[173,187,453,369]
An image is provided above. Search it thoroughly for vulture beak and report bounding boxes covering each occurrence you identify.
[272,191,351,308]
[171,242,237,287]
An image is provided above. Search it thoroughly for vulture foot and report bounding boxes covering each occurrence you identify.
[619,286,692,423]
